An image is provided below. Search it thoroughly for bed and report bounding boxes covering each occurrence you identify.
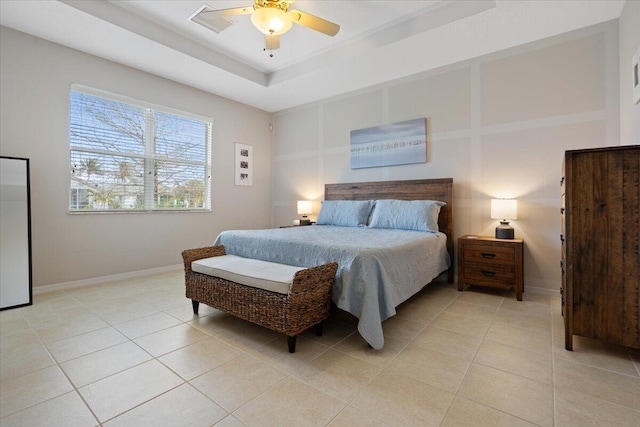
[214,178,454,349]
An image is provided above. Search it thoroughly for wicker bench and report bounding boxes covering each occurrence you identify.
[182,245,338,353]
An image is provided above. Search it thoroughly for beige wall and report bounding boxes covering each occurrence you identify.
[0,27,272,287]
[1,16,628,291]
[271,21,620,292]
[619,0,640,144]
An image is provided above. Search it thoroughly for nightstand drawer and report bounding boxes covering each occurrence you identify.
[463,244,514,265]
[463,262,515,286]
[458,235,524,300]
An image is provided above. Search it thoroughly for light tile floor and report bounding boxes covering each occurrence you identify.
[1,271,639,426]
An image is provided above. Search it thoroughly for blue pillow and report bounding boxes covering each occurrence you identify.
[316,200,374,227]
[368,199,445,232]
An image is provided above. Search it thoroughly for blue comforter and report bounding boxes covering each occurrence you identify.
[214,225,450,349]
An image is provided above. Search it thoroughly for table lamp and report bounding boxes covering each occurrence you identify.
[297,200,312,225]
[491,199,517,239]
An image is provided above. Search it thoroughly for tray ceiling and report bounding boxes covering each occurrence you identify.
[0,1,626,112]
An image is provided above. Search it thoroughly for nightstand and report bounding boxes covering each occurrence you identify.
[457,235,524,301]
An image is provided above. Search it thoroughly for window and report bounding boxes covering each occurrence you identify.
[68,85,211,212]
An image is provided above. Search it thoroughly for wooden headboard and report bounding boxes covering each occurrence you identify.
[325,178,454,282]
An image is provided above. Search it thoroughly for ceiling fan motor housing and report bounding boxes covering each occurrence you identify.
[253,0,292,11]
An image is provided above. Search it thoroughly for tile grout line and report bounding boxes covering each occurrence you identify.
[551,299,560,427]
[16,305,104,427]
[231,288,461,425]
[448,292,559,426]
[440,292,505,424]
[5,274,639,426]
[6,285,196,425]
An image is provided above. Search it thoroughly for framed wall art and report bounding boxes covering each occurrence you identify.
[234,143,253,186]
[350,118,427,169]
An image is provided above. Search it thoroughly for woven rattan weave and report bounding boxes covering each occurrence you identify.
[182,245,338,353]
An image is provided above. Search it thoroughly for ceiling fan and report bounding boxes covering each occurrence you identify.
[189,1,340,55]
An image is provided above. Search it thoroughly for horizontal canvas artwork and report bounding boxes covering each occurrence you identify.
[350,118,427,169]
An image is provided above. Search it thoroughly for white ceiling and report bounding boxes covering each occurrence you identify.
[0,0,626,112]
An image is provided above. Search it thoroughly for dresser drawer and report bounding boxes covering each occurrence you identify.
[463,244,514,265]
[463,262,515,286]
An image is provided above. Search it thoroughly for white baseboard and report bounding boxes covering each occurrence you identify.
[33,264,183,295]
[525,285,560,296]
[34,265,561,298]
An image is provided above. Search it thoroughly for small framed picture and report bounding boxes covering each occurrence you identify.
[234,143,253,186]
[633,45,640,105]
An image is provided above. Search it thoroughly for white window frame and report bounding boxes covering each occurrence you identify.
[68,84,212,213]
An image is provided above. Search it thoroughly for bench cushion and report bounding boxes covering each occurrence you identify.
[191,255,306,295]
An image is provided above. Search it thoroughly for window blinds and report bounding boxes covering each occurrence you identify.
[69,85,211,212]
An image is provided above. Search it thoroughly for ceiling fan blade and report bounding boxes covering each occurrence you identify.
[288,9,340,36]
[265,35,280,51]
[212,6,253,17]
[188,5,253,33]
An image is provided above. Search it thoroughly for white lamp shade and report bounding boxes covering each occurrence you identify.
[297,200,312,215]
[491,199,518,220]
[251,7,293,36]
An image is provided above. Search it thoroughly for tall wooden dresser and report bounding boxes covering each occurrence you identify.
[561,145,640,350]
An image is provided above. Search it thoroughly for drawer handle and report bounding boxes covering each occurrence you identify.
[480,270,496,277]
[560,177,565,186]
[560,207,565,214]
[480,252,496,259]
[560,234,565,242]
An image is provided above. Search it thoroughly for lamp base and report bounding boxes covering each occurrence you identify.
[495,221,514,239]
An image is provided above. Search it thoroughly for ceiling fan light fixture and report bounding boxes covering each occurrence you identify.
[251,6,292,36]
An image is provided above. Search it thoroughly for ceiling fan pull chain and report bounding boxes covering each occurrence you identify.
[268,29,274,57]
[263,41,274,58]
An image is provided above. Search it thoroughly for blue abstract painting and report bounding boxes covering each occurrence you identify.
[350,118,426,169]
